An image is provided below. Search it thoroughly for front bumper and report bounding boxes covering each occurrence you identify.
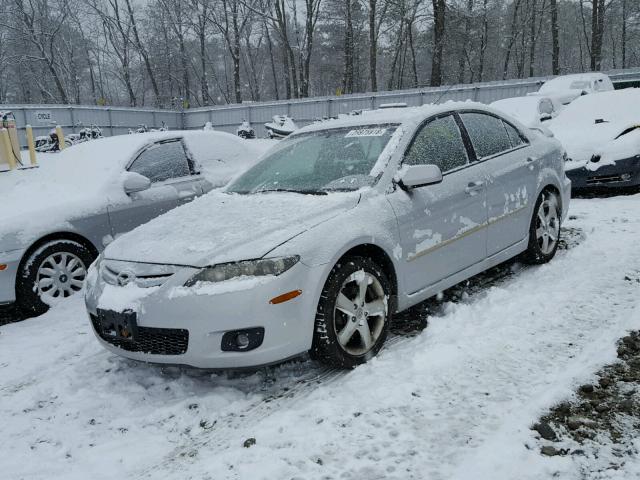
[566,155,640,190]
[0,248,24,304]
[85,261,327,369]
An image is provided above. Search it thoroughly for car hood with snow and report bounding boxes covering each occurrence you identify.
[548,88,640,171]
[103,191,361,267]
[0,131,272,247]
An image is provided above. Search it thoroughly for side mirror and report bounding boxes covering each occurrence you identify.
[540,113,553,122]
[123,172,151,194]
[398,164,443,190]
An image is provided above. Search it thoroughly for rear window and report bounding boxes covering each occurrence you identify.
[459,112,513,159]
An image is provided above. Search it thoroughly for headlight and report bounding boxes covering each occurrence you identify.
[184,256,300,286]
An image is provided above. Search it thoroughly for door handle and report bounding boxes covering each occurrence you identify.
[526,156,538,171]
[464,181,484,195]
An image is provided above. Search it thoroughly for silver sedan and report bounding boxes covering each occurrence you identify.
[0,131,272,315]
[85,103,571,369]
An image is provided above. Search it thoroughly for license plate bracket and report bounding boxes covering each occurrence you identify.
[97,309,139,341]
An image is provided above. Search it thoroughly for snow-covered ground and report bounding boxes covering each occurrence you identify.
[1,194,640,480]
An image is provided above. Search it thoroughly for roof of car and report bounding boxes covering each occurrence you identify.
[539,72,611,92]
[293,100,492,135]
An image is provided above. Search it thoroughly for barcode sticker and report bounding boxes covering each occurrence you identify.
[345,128,387,137]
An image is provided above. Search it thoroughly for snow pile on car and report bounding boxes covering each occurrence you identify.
[103,191,361,267]
[0,131,272,245]
[548,88,640,170]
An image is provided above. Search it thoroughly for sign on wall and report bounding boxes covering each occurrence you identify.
[34,111,53,124]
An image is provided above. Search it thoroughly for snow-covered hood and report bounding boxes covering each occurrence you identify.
[104,191,361,267]
[548,89,640,171]
[550,121,640,171]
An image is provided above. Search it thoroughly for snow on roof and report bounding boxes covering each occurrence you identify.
[539,72,611,93]
[490,96,544,127]
[294,100,487,135]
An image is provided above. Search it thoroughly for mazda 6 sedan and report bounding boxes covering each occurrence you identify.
[0,131,272,315]
[85,103,571,369]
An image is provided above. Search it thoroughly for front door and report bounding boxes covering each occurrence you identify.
[108,138,203,237]
[388,114,488,295]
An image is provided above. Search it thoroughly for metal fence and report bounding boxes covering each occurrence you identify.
[4,67,640,145]
[185,67,640,137]
[1,105,182,147]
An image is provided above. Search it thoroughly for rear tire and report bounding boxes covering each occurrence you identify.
[522,189,561,264]
[311,256,392,369]
[16,240,95,316]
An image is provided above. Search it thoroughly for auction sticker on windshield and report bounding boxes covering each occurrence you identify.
[345,128,387,137]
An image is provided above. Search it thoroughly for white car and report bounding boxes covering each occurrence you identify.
[490,95,561,127]
[85,103,570,369]
[534,72,614,105]
[548,88,640,190]
[0,131,273,314]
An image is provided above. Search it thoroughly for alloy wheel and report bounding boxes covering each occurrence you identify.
[535,191,560,255]
[333,270,388,356]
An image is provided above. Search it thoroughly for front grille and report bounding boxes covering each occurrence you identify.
[586,173,631,185]
[91,314,189,355]
[100,260,180,288]
[101,265,172,287]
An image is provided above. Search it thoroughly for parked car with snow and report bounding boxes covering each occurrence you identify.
[548,88,640,190]
[85,103,571,369]
[490,95,561,127]
[533,72,614,106]
[0,131,273,314]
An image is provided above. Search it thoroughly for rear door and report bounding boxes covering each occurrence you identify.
[107,138,204,236]
[388,114,488,294]
[458,112,536,256]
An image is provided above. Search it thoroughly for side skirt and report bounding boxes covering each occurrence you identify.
[399,237,529,312]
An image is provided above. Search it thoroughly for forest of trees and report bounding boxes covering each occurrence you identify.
[0,0,638,108]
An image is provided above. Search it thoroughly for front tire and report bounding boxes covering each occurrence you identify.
[311,256,392,369]
[16,240,95,315]
[522,189,561,264]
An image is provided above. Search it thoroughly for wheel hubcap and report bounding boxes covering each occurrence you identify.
[333,270,387,356]
[535,192,560,255]
[36,252,87,300]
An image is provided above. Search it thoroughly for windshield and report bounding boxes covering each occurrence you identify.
[227,125,399,194]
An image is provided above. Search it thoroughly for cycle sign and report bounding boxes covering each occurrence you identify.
[34,111,53,123]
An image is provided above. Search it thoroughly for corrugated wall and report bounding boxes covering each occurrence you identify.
[0,105,182,146]
[3,67,640,144]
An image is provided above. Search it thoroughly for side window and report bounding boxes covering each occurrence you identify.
[404,115,469,172]
[503,121,527,148]
[460,112,513,159]
[128,140,191,183]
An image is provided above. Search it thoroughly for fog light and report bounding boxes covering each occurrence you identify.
[236,333,250,349]
[221,327,265,352]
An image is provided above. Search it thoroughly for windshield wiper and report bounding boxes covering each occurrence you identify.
[256,188,328,195]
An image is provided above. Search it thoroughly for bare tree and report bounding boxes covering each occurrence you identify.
[430,0,446,86]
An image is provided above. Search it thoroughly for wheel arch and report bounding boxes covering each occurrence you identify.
[17,231,99,280]
[540,183,563,215]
